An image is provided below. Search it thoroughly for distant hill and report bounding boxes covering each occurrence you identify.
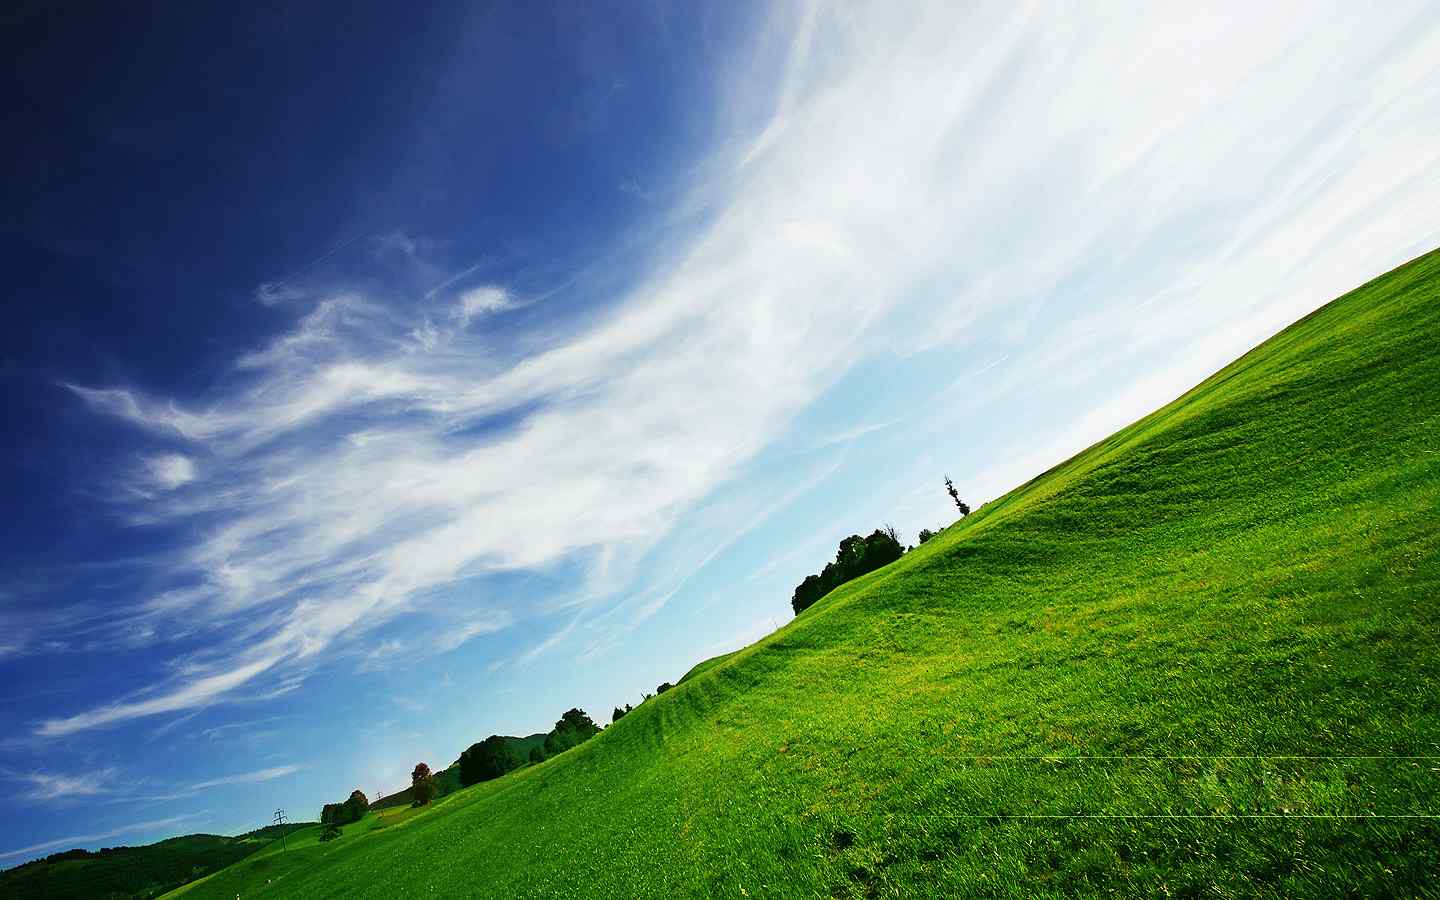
[370,734,547,809]
[158,249,1440,897]
[0,824,312,900]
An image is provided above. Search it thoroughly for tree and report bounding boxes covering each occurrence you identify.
[792,573,827,615]
[528,746,546,765]
[945,476,971,516]
[543,708,600,756]
[459,736,520,786]
[918,528,936,544]
[319,822,341,842]
[656,682,673,694]
[612,706,627,724]
[410,763,436,806]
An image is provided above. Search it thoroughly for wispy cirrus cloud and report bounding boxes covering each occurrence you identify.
[37,657,284,737]
[37,0,1440,743]
[17,768,119,801]
[188,764,301,791]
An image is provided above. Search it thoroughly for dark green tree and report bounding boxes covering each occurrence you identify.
[792,573,826,615]
[528,745,546,764]
[945,476,971,516]
[656,682,673,694]
[543,708,600,756]
[459,735,521,786]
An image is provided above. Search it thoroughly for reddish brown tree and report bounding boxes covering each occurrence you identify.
[410,763,437,806]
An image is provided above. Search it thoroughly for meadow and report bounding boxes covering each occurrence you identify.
[160,249,1440,897]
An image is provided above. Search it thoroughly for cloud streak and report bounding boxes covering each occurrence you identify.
[18,769,118,802]
[187,764,301,791]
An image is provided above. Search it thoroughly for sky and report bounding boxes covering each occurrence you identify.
[2,0,1439,867]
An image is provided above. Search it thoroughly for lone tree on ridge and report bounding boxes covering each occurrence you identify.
[945,476,971,516]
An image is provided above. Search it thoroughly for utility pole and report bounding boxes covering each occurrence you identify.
[273,809,288,853]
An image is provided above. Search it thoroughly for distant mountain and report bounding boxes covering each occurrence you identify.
[0,824,312,900]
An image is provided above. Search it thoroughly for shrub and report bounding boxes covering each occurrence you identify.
[656,682,673,694]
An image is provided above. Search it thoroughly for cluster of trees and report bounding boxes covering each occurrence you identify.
[791,527,905,615]
[790,480,974,615]
[459,735,521,785]
[319,789,369,828]
[455,709,603,789]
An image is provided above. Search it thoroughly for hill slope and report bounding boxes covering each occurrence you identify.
[166,250,1440,898]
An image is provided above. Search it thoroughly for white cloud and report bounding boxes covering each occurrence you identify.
[49,1,1440,735]
[144,454,196,491]
[455,286,515,324]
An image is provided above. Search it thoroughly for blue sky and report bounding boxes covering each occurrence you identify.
[3,0,1439,866]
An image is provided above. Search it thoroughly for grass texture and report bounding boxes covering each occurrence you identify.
[165,250,1440,898]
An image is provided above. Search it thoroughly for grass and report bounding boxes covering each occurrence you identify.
[162,249,1440,898]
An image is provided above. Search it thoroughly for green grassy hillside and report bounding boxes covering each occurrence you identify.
[164,250,1440,898]
[0,825,312,900]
